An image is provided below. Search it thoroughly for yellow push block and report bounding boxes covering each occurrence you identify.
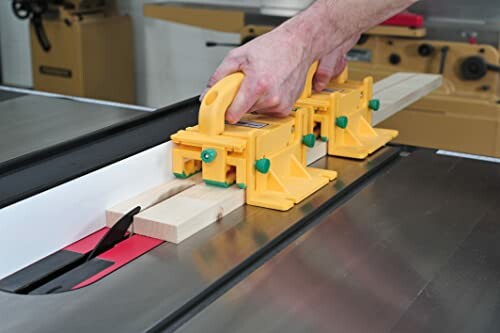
[296,65,398,159]
[171,72,336,211]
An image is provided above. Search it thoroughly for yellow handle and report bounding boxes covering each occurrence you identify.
[199,72,245,136]
[299,61,319,99]
[199,61,322,136]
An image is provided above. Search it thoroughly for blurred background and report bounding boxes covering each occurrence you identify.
[0,0,498,156]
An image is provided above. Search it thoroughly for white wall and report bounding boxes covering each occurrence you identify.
[0,1,33,87]
[117,0,246,108]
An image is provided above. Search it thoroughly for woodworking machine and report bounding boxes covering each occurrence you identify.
[12,0,135,103]
[0,68,499,333]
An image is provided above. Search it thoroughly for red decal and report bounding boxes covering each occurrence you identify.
[72,235,163,289]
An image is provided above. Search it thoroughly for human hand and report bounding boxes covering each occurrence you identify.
[203,28,360,124]
[203,28,314,124]
[312,34,360,92]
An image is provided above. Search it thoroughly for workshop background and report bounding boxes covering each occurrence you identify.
[0,0,497,107]
[0,0,498,157]
[0,0,312,107]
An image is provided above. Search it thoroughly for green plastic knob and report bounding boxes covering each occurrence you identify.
[255,158,271,174]
[302,133,316,148]
[201,148,217,163]
[335,116,348,129]
[368,99,380,111]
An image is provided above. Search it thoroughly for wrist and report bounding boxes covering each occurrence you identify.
[277,0,345,62]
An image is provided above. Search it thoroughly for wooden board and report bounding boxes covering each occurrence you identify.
[372,73,442,126]
[106,174,202,227]
[306,140,328,165]
[133,183,245,244]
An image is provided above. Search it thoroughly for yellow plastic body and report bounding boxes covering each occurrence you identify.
[171,63,398,210]
[296,66,398,159]
[171,72,336,211]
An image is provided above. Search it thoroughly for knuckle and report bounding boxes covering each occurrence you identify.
[207,75,218,87]
[268,95,281,107]
[276,107,291,117]
[226,49,239,59]
[316,68,334,81]
[255,76,272,94]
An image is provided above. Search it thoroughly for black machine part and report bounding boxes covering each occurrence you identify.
[0,206,142,294]
[439,46,449,74]
[12,0,51,52]
[460,56,500,80]
[418,43,435,57]
[86,206,141,261]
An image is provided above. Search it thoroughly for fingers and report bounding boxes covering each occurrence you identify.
[201,56,241,101]
[226,75,270,123]
[313,51,339,92]
[312,34,359,92]
[253,105,291,118]
[332,54,347,77]
[208,57,240,88]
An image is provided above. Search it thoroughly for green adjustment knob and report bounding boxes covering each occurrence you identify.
[201,148,217,163]
[302,133,316,148]
[335,116,348,129]
[255,158,271,174]
[369,99,380,111]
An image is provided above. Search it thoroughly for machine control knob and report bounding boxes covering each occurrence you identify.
[461,56,488,80]
[418,44,435,57]
[389,53,401,65]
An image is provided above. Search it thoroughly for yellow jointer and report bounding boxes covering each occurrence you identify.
[171,63,397,211]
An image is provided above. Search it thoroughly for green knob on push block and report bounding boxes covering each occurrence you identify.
[255,158,271,174]
[335,116,348,129]
[201,148,217,163]
[302,133,316,148]
[368,99,380,111]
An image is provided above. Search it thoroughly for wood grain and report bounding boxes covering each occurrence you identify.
[105,174,202,227]
[133,183,245,243]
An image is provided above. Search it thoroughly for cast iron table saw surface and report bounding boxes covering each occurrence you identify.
[178,149,500,333]
[1,148,499,333]
[0,147,398,333]
[0,93,142,166]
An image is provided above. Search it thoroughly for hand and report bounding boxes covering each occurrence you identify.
[201,0,415,123]
[312,34,360,92]
[204,29,314,124]
[203,28,360,124]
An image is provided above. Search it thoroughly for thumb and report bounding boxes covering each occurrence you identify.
[207,58,241,89]
[201,58,240,101]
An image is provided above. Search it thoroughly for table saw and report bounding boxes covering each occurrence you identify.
[0,83,499,333]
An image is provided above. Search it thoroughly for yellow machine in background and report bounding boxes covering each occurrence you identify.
[13,0,135,103]
[347,30,500,158]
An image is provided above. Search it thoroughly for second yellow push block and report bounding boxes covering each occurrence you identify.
[296,65,398,159]
[171,73,337,211]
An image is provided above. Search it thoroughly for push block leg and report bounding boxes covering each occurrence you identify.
[329,115,398,159]
[247,146,336,211]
